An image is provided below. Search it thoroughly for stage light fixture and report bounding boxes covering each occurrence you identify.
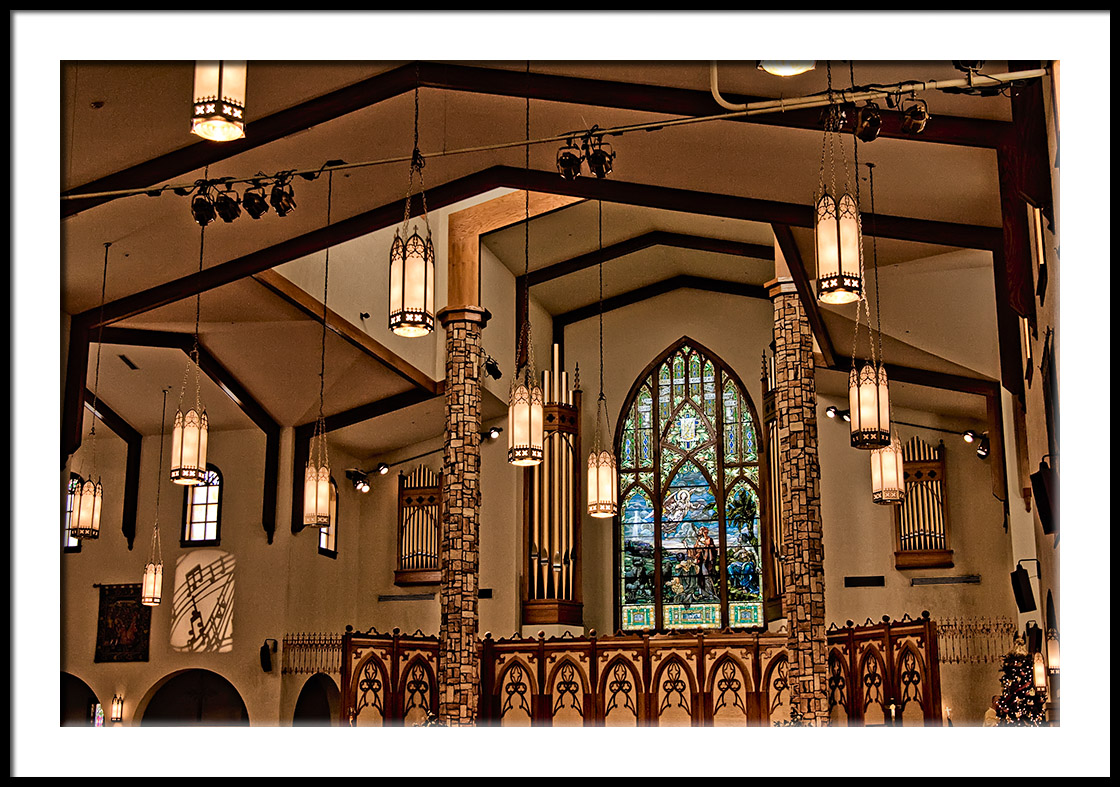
[488,426,503,440]
[243,186,270,219]
[556,139,583,180]
[901,99,930,135]
[270,180,297,217]
[376,462,390,475]
[483,355,502,381]
[976,436,990,459]
[190,189,216,227]
[346,469,371,493]
[584,137,615,179]
[962,430,980,443]
[855,102,883,142]
[213,188,242,223]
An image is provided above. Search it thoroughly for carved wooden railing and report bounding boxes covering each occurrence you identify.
[341,613,942,727]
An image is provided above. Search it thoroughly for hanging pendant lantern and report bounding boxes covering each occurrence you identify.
[142,388,169,606]
[170,404,209,484]
[388,224,435,337]
[587,198,618,517]
[814,62,863,305]
[870,432,905,504]
[388,72,436,338]
[815,189,863,304]
[849,363,891,449]
[141,559,164,606]
[191,60,247,142]
[68,475,104,540]
[303,424,332,527]
[508,64,544,468]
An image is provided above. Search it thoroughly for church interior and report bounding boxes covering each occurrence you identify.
[15,11,1108,779]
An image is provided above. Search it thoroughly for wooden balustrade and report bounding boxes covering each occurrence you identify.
[340,613,942,727]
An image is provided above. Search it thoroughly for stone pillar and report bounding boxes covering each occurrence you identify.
[436,305,488,725]
[768,277,828,725]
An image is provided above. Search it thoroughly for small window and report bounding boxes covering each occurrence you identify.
[318,477,339,558]
[63,473,82,553]
[182,465,223,547]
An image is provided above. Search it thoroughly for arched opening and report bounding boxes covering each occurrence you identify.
[61,672,100,726]
[141,668,248,726]
[293,672,340,726]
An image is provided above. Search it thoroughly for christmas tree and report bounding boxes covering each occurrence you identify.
[994,644,1046,726]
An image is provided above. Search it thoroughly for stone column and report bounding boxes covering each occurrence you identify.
[768,277,828,725]
[436,304,488,726]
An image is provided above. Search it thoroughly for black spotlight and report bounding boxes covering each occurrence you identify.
[345,469,370,493]
[483,355,502,381]
[190,190,217,227]
[855,102,882,142]
[270,181,297,217]
[901,99,930,135]
[376,462,390,475]
[976,436,991,459]
[556,140,583,180]
[243,186,270,219]
[962,430,980,444]
[488,426,503,440]
[584,138,615,179]
[214,188,242,223]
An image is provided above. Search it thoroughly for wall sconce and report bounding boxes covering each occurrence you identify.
[110,694,124,723]
[487,426,503,441]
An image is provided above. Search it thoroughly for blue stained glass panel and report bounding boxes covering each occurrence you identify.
[621,489,656,606]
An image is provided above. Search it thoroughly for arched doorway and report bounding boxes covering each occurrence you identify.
[141,669,249,726]
[61,672,100,726]
[292,673,341,726]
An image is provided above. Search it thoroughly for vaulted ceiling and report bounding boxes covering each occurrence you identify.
[60,55,1042,468]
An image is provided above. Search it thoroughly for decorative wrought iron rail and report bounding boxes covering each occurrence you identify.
[281,632,343,676]
[934,615,1018,665]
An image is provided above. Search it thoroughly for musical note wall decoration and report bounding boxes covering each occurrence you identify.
[170,549,236,653]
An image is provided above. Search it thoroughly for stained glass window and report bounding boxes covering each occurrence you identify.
[182,465,223,545]
[617,340,764,631]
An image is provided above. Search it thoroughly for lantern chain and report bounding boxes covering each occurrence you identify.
[150,386,169,565]
[595,198,610,453]
[402,63,433,244]
[316,169,335,471]
[518,60,535,384]
[868,162,886,388]
[86,241,111,475]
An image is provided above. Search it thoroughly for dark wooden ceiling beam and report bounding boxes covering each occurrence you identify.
[62,62,1014,217]
[74,165,1001,333]
[522,230,773,288]
[771,223,836,369]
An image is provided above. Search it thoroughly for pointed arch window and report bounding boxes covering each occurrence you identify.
[615,339,769,632]
[181,464,223,546]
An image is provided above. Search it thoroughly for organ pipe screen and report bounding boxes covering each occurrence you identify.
[396,466,443,586]
[894,436,953,569]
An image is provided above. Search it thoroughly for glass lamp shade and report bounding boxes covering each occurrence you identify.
[303,457,332,529]
[1046,630,1060,673]
[141,561,163,606]
[191,61,247,142]
[587,449,619,517]
[170,408,209,485]
[757,61,816,77]
[1032,652,1048,690]
[849,364,890,449]
[110,695,124,723]
[870,435,905,504]
[388,228,436,338]
[507,378,544,466]
[815,190,863,304]
[68,475,103,540]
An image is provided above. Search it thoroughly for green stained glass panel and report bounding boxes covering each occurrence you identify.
[689,353,701,403]
[673,354,685,410]
[621,489,656,606]
[637,471,653,490]
[667,402,710,452]
[659,364,671,423]
[703,360,717,419]
[662,603,721,629]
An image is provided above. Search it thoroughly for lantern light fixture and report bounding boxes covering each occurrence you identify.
[757,61,816,77]
[1032,651,1048,691]
[191,60,247,143]
[1046,629,1060,675]
[110,694,124,723]
[388,70,436,339]
[814,63,863,306]
[171,219,210,486]
[587,199,618,518]
[508,65,545,468]
[304,170,338,529]
[71,242,113,540]
[142,388,170,607]
[870,432,905,505]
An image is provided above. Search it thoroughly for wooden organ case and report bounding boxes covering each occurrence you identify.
[522,345,583,626]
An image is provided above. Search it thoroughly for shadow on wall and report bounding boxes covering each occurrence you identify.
[293,673,341,726]
[140,668,249,726]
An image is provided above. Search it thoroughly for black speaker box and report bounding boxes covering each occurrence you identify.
[1011,565,1037,613]
[1031,459,1058,536]
[260,643,273,673]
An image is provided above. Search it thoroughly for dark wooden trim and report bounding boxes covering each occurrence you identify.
[83,389,141,550]
[63,62,1013,217]
[554,274,769,334]
[91,326,282,544]
[523,230,773,288]
[62,320,92,464]
[771,223,836,368]
[75,165,1001,335]
[827,354,1000,398]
